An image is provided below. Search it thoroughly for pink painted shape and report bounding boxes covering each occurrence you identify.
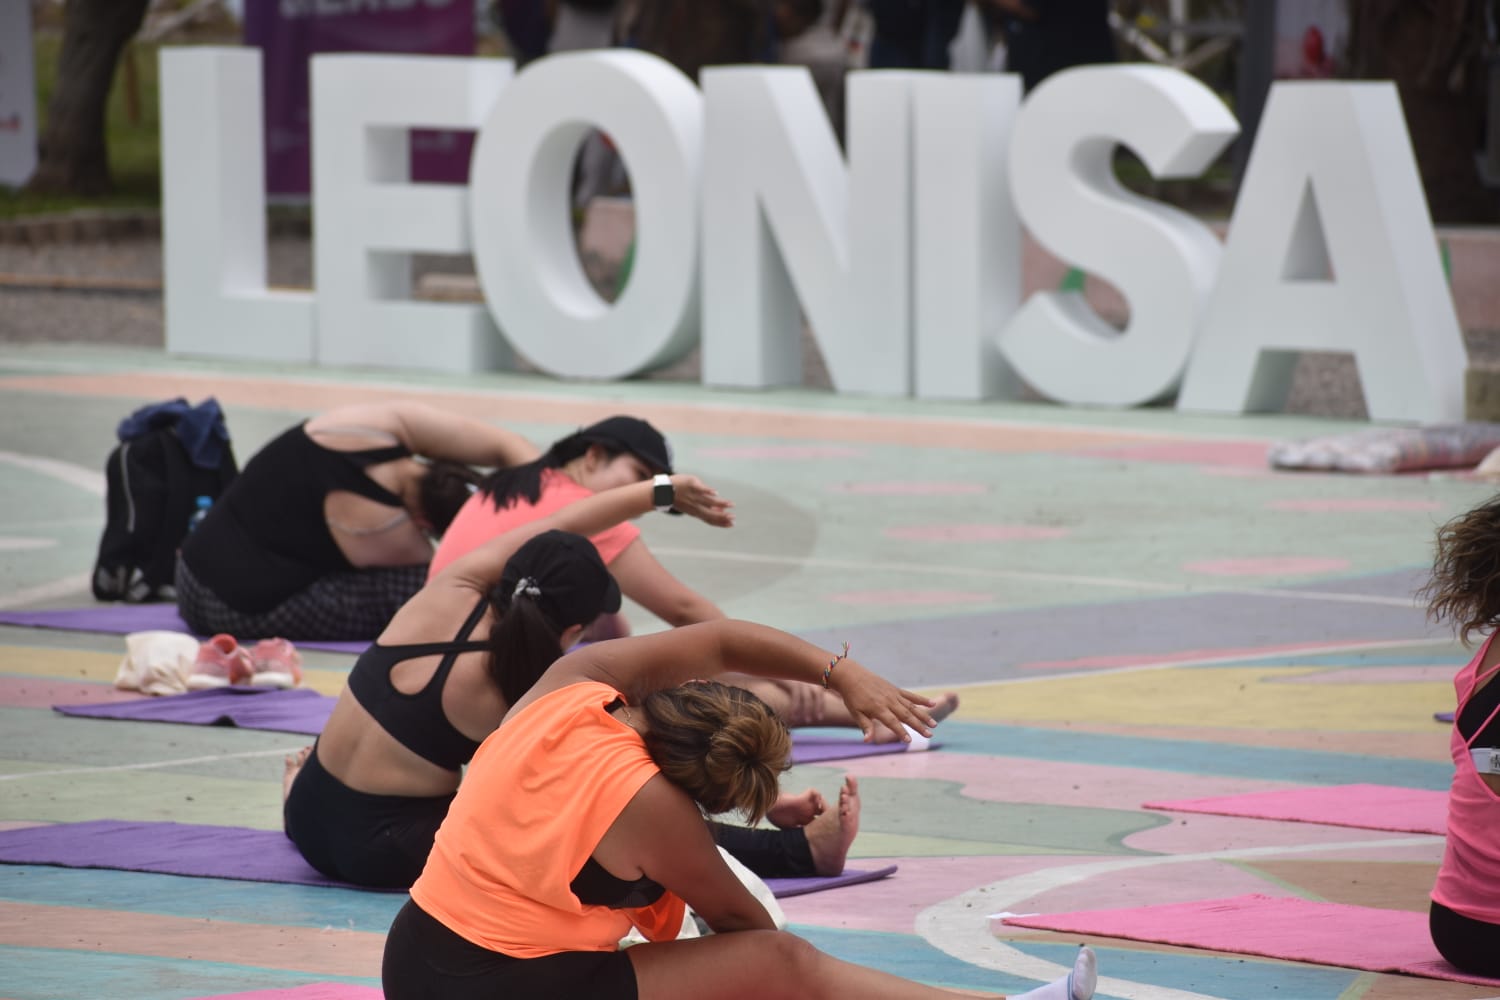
[825,590,994,607]
[694,445,867,460]
[1183,556,1351,576]
[1123,809,1444,856]
[884,524,1070,543]
[1001,894,1500,988]
[0,676,141,709]
[1017,638,1362,671]
[1143,783,1447,836]
[1007,859,1292,924]
[1076,440,1270,467]
[1267,498,1443,513]
[187,987,383,1000]
[825,481,989,496]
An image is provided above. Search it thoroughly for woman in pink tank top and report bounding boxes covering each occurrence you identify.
[1423,494,1500,977]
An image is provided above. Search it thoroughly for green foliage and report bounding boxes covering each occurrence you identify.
[0,33,164,218]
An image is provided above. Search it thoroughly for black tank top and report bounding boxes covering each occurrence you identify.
[346,597,491,771]
[181,424,410,613]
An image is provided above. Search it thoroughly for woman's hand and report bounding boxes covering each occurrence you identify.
[828,660,938,743]
[669,474,735,528]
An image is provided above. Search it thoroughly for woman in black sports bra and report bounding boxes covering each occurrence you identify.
[280,469,754,887]
[176,400,540,641]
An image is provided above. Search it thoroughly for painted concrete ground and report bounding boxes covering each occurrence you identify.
[0,342,1492,999]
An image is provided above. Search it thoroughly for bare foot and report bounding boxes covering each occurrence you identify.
[282,745,312,803]
[767,788,826,829]
[805,776,860,876]
[930,692,959,723]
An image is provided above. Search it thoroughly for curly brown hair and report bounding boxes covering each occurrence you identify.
[1422,494,1500,644]
[637,682,791,824]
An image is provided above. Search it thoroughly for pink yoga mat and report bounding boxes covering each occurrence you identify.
[1143,783,1447,836]
[187,986,382,1000]
[1001,893,1500,988]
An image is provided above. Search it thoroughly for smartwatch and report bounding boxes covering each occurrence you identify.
[652,473,675,512]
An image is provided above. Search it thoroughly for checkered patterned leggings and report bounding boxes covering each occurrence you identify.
[175,557,428,642]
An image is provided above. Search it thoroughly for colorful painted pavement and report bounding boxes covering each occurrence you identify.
[0,343,1490,998]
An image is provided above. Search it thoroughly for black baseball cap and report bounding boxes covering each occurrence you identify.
[498,530,622,629]
[578,415,674,475]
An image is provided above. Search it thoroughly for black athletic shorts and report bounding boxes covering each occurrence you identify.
[382,898,639,1000]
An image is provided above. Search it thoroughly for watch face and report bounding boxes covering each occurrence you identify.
[653,478,674,508]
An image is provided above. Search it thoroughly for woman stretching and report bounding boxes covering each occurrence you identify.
[383,621,1097,1000]
[283,473,863,889]
[1422,494,1500,978]
[430,413,959,737]
[178,400,539,641]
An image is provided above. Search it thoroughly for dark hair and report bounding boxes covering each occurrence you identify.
[638,682,791,824]
[418,460,484,535]
[484,585,566,706]
[477,433,624,511]
[1423,494,1500,644]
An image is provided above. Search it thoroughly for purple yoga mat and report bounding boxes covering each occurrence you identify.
[0,604,368,654]
[54,688,920,763]
[0,820,894,898]
[1435,711,1455,723]
[55,687,335,735]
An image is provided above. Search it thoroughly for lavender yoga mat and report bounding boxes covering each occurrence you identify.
[0,820,894,899]
[54,688,920,763]
[0,604,368,654]
[1000,893,1500,988]
[1143,783,1447,836]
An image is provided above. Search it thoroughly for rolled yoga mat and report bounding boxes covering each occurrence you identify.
[0,820,895,899]
[1142,782,1447,836]
[999,893,1500,988]
[0,603,368,654]
[55,688,929,762]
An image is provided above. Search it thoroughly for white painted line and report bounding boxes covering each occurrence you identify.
[0,746,305,781]
[0,450,105,496]
[917,834,1438,1000]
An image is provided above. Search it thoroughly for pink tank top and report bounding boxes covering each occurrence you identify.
[1431,632,1500,923]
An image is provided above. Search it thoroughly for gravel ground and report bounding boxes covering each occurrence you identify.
[6,232,1489,421]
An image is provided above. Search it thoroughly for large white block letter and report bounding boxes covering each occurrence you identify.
[702,68,915,395]
[911,73,1023,400]
[1179,82,1466,423]
[312,54,513,373]
[160,48,314,362]
[469,51,702,379]
[1002,65,1238,406]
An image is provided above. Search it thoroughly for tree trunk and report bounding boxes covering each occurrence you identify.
[25,0,151,196]
[1346,0,1498,224]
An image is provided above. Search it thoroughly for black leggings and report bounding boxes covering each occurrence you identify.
[283,744,455,889]
[710,822,816,878]
[1430,900,1500,978]
[383,898,639,1000]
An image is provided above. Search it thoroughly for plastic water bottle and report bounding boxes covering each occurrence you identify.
[188,495,212,532]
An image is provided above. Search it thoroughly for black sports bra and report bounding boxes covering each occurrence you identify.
[346,597,490,771]
[570,857,667,909]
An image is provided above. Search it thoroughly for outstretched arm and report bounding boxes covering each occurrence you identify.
[307,400,541,468]
[439,474,733,596]
[526,620,937,742]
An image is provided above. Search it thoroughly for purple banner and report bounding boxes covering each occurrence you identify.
[244,0,476,196]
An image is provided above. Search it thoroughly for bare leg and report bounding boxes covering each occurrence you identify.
[630,931,1094,1000]
[804,776,860,876]
[282,745,312,803]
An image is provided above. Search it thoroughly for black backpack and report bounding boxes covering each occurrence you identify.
[92,398,239,603]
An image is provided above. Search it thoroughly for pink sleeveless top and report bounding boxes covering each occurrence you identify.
[1431,632,1500,923]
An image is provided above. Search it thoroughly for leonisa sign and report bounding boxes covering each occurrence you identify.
[159,48,1465,421]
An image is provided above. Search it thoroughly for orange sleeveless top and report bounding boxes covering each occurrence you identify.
[410,680,686,957]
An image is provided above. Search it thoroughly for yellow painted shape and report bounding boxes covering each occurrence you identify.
[949,667,1451,732]
[0,643,346,694]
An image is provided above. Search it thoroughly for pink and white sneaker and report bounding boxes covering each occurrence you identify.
[247,638,302,689]
[187,634,254,689]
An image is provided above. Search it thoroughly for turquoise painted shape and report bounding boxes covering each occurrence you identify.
[934,721,1453,790]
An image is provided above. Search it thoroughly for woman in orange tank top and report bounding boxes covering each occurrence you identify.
[383,620,1099,1000]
